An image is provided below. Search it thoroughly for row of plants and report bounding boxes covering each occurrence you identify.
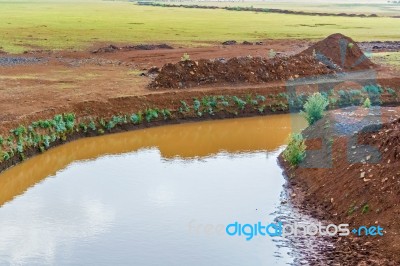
[285,85,397,110]
[1,85,397,166]
[0,94,288,164]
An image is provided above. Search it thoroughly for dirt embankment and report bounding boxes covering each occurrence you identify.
[280,107,400,265]
[150,33,376,89]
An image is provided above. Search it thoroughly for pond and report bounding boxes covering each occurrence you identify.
[0,114,309,266]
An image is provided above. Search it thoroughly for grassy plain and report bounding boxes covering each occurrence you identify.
[0,0,399,53]
[372,52,400,67]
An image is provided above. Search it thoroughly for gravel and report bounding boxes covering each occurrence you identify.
[0,57,45,67]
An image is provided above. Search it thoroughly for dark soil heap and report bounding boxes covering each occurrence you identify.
[300,33,375,71]
[92,44,173,53]
[150,55,334,89]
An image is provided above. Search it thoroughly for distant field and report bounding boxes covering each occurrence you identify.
[372,52,400,67]
[179,1,400,16]
[0,0,399,53]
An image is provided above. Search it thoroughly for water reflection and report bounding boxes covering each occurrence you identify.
[0,114,307,266]
[0,114,305,207]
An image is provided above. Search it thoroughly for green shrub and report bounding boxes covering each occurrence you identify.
[283,133,306,166]
[363,98,371,108]
[386,87,396,96]
[145,108,159,122]
[268,49,276,59]
[178,100,190,114]
[88,119,96,131]
[181,53,190,61]
[232,96,246,110]
[161,109,171,120]
[301,92,329,125]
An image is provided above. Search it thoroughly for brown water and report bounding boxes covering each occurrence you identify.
[0,114,307,266]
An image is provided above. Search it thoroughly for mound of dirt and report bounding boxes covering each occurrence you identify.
[150,55,334,89]
[222,40,237,45]
[92,44,173,53]
[300,33,375,71]
[92,45,120,53]
[280,107,400,264]
[123,44,173,51]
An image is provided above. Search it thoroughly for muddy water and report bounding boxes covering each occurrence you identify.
[0,114,309,266]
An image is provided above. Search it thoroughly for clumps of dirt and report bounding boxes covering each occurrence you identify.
[124,43,173,51]
[363,117,400,165]
[358,41,400,52]
[242,41,253,45]
[92,44,173,53]
[150,55,334,89]
[300,33,375,71]
[222,40,237,45]
[92,45,119,53]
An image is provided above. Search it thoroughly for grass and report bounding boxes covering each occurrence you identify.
[372,52,400,68]
[0,0,399,53]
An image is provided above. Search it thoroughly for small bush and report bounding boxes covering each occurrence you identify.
[361,204,370,214]
[283,133,306,166]
[181,53,190,61]
[348,43,354,49]
[386,87,397,96]
[363,98,371,108]
[301,92,329,125]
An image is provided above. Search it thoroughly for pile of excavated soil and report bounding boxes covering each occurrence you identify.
[150,54,334,89]
[280,107,400,264]
[92,44,173,53]
[300,33,375,71]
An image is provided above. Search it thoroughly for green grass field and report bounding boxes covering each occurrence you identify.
[0,0,399,53]
[372,52,400,67]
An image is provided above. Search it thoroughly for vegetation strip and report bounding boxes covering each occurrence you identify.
[1,84,397,173]
[137,2,381,18]
[0,94,281,173]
